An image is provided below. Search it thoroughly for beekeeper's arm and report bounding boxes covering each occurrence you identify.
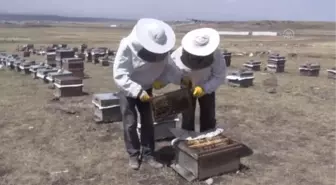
[113,39,142,98]
[202,49,227,93]
[156,56,183,86]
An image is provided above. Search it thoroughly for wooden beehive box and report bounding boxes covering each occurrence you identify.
[92,92,122,123]
[226,69,254,87]
[29,65,48,79]
[171,131,252,182]
[327,67,336,79]
[267,54,286,73]
[23,51,30,57]
[243,60,261,71]
[36,68,59,83]
[6,60,15,70]
[150,88,192,121]
[14,60,23,72]
[46,52,57,67]
[137,114,179,141]
[56,49,75,67]
[46,70,73,83]
[62,58,85,78]
[53,76,83,97]
[19,61,35,74]
[299,63,320,77]
[99,57,110,66]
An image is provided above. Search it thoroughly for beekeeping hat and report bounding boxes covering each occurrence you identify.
[182,28,220,56]
[135,18,176,54]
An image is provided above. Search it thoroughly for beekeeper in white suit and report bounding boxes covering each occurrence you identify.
[171,28,227,133]
[113,18,184,170]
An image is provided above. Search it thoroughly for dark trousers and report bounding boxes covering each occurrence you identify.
[182,92,216,132]
[119,89,154,159]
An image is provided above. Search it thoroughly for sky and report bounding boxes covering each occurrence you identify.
[0,0,335,21]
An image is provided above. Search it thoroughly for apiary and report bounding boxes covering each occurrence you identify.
[267,54,286,73]
[19,61,36,74]
[62,58,85,78]
[170,129,253,182]
[327,67,336,79]
[53,76,83,97]
[46,52,57,67]
[299,63,320,77]
[226,69,254,87]
[46,70,73,83]
[56,49,75,68]
[36,68,59,83]
[243,60,261,71]
[137,114,179,141]
[150,88,193,121]
[29,64,48,79]
[99,57,110,66]
[223,51,232,67]
[92,92,122,123]
[23,51,30,57]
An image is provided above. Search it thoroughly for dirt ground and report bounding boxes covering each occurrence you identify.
[0,21,335,185]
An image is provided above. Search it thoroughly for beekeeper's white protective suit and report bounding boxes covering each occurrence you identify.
[112,18,180,170]
[170,28,227,133]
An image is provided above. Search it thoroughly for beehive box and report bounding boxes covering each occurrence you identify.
[19,61,35,74]
[29,65,48,79]
[6,60,15,70]
[226,69,254,87]
[171,131,252,182]
[62,58,85,78]
[299,63,320,77]
[267,54,286,73]
[46,52,57,67]
[14,60,23,72]
[92,92,122,123]
[36,68,59,83]
[46,70,73,83]
[23,51,30,57]
[243,60,261,71]
[327,67,336,79]
[99,57,110,66]
[53,76,83,97]
[56,49,75,67]
[137,114,179,141]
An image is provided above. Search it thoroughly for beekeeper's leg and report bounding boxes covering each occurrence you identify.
[199,92,216,132]
[137,89,163,168]
[137,89,155,158]
[181,94,197,131]
[119,93,140,158]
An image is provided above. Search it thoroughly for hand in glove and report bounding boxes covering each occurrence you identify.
[181,76,192,88]
[138,90,151,102]
[152,80,166,90]
[192,86,205,98]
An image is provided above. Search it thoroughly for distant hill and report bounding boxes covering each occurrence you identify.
[0,13,133,22]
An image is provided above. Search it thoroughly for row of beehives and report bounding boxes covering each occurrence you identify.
[226,53,336,88]
[0,52,85,98]
[17,43,115,66]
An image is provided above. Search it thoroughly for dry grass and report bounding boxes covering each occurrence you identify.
[0,22,335,185]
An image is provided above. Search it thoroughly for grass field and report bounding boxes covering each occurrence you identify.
[0,21,335,185]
